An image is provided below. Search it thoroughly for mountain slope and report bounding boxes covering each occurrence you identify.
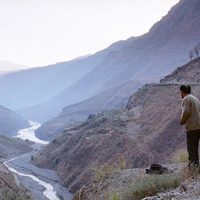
[19,0,200,121]
[34,84,187,193]
[0,55,100,110]
[35,80,143,140]
[0,106,28,137]
[34,57,200,193]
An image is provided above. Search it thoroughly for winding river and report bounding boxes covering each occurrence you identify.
[17,121,49,145]
[3,121,72,200]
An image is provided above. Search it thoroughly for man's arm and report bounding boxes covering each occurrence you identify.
[180,98,191,125]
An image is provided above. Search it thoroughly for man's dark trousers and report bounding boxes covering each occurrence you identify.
[187,130,200,167]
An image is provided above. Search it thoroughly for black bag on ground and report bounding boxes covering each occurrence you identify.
[146,164,168,174]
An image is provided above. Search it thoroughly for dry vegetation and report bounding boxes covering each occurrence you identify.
[92,155,126,183]
[173,149,188,163]
[125,174,182,200]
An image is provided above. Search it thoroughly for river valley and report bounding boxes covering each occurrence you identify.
[3,121,72,200]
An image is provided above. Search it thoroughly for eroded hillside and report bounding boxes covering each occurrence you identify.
[34,58,200,193]
[34,84,199,193]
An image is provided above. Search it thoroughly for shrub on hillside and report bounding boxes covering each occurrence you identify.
[180,166,200,180]
[173,149,188,163]
[104,191,121,200]
[92,155,126,183]
[125,174,181,200]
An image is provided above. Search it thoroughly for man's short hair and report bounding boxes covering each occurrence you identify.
[180,85,191,94]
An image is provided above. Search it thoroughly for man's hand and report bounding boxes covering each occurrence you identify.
[180,111,191,125]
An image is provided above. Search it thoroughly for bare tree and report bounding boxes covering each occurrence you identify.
[189,50,194,60]
[193,46,199,57]
[198,42,200,53]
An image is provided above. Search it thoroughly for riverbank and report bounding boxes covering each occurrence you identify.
[0,163,33,200]
[5,143,72,200]
[4,121,73,200]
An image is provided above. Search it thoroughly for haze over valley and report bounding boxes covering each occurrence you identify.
[1,0,200,199]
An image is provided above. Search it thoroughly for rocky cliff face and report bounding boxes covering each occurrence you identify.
[34,58,200,193]
[0,106,28,137]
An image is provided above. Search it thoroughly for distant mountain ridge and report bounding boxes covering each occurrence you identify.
[0,55,103,110]
[0,0,199,123]
[18,0,200,121]
[0,60,27,73]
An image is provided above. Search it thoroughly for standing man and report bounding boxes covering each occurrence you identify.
[180,85,200,168]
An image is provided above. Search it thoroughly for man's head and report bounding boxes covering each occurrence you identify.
[180,85,191,98]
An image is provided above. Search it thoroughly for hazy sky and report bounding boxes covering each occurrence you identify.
[0,0,179,69]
